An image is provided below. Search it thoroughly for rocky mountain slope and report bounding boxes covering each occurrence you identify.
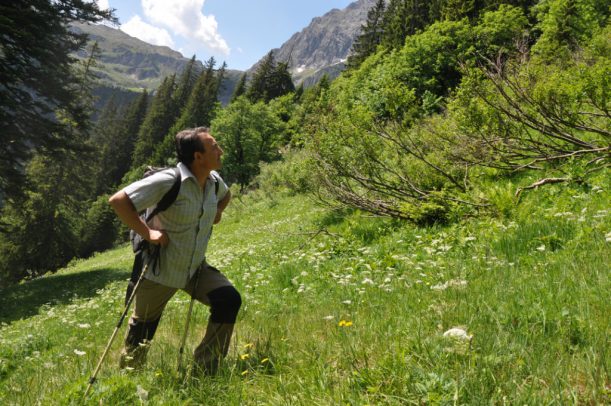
[72,0,374,106]
[249,0,375,85]
[71,22,241,105]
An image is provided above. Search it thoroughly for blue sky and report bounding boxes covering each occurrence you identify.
[97,0,355,71]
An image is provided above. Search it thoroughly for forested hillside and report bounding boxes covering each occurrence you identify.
[0,0,609,402]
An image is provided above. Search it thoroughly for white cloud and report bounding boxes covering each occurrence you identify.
[120,15,175,48]
[141,0,230,55]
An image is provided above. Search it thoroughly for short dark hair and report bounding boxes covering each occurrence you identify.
[175,127,209,166]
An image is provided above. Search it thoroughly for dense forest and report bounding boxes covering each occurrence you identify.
[0,0,608,287]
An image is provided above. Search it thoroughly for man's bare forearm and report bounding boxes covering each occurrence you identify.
[108,191,168,246]
[214,189,231,224]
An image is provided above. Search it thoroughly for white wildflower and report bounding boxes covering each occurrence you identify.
[342,300,352,305]
[464,236,476,242]
[77,323,91,329]
[323,315,334,321]
[362,278,374,285]
[536,244,546,252]
[136,385,149,401]
[443,328,472,341]
[431,282,448,291]
[74,349,86,356]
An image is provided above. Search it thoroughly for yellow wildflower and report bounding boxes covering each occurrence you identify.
[240,353,250,360]
[338,320,353,327]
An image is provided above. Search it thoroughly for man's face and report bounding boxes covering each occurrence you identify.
[196,132,223,171]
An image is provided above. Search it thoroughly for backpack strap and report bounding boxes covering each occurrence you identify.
[145,167,181,222]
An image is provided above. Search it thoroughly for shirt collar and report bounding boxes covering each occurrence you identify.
[177,163,218,183]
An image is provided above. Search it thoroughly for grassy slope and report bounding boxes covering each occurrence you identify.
[0,177,609,404]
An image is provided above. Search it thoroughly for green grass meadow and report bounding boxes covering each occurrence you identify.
[1,179,609,404]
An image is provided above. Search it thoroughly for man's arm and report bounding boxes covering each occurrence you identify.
[213,189,231,224]
[108,191,169,246]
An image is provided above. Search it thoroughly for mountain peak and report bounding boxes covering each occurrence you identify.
[249,0,376,86]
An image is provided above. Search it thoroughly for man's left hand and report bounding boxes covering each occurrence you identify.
[214,210,223,224]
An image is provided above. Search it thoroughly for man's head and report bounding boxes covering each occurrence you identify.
[175,127,223,171]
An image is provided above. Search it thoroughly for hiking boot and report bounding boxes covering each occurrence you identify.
[119,341,150,370]
[193,322,234,375]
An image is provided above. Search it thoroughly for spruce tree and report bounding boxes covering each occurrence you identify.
[0,0,113,200]
[247,52,295,103]
[231,73,248,103]
[382,0,431,50]
[247,51,276,103]
[132,75,177,168]
[180,57,218,128]
[95,90,148,191]
[151,57,221,165]
[347,0,386,69]
[113,90,149,183]
[90,95,121,194]
[173,55,200,115]
[271,62,296,100]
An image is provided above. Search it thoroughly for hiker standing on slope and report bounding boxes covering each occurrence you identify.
[108,127,241,373]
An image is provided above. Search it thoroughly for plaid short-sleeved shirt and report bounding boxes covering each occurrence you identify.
[123,163,228,289]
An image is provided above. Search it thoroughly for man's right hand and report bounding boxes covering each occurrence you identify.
[109,191,171,247]
[148,229,169,247]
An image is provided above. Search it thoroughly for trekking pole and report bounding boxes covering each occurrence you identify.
[177,266,201,372]
[83,262,150,399]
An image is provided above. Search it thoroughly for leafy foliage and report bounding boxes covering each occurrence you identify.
[212,97,284,188]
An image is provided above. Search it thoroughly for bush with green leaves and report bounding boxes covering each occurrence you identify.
[212,96,285,188]
[78,194,120,258]
[252,149,315,196]
[448,21,610,188]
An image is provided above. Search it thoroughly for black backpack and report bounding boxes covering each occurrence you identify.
[125,166,219,304]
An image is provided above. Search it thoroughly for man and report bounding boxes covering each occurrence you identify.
[108,127,241,372]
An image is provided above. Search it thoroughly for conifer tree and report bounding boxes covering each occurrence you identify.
[152,57,222,165]
[173,55,200,114]
[293,83,305,102]
[216,61,228,97]
[382,0,430,50]
[180,57,218,128]
[231,73,248,103]
[247,52,295,103]
[132,75,177,168]
[441,0,486,20]
[0,0,113,200]
[95,90,148,190]
[247,51,276,103]
[347,0,386,69]
[271,62,296,99]
[90,95,121,194]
